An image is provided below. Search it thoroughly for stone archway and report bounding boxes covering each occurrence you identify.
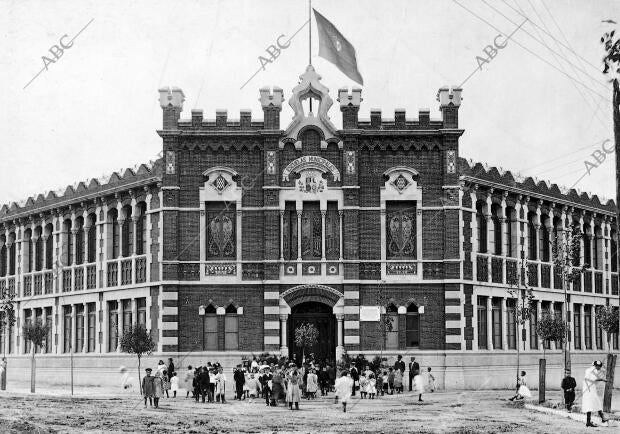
[279,285,345,361]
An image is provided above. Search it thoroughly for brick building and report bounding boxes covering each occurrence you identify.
[1,65,619,388]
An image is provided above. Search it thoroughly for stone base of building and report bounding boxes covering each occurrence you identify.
[3,350,619,391]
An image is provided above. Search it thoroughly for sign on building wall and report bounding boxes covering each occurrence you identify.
[359,305,381,321]
[282,155,341,181]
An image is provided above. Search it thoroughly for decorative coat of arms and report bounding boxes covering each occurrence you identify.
[297,170,325,194]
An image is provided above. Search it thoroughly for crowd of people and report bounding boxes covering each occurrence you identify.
[135,355,433,412]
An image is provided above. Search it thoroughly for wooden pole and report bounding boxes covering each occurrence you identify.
[30,345,35,393]
[538,358,546,404]
[603,353,616,412]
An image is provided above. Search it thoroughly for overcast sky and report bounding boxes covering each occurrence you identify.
[1,0,619,206]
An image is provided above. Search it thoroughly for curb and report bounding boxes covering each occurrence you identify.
[525,403,620,427]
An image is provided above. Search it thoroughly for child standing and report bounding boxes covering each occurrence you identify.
[375,371,383,397]
[394,368,403,394]
[382,371,389,396]
[334,371,354,412]
[170,372,179,398]
[141,368,155,408]
[359,374,368,399]
[153,371,164,408]
[426,367,436,392]
[367,373,377,399]
[387,368,395,395]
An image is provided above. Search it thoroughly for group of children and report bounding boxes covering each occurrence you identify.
[137,356,436,411]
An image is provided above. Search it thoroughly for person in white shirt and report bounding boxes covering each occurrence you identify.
[582,360,608,428]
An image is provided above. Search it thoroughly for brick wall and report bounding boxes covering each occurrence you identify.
[358,284,445,351]
[177,285,264,353]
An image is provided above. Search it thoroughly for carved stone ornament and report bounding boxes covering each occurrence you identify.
[280,65,342,149]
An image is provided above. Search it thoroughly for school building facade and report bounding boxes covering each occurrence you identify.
[1,65,619,389]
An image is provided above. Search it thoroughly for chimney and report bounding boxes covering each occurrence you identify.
[259,87,284,130]
[437,86,463,128]
[419,109,430,128]
[338,87,362,129]
[370,109,382,129]
[159,87,185,129]
[395,109,406,129]
[216,109,228,128]
[191,109,203,127]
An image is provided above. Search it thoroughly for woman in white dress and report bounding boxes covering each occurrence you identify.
[413,371,425,402]
[509,371,532,401]
[582,360,608,427]
[334,371,354,412]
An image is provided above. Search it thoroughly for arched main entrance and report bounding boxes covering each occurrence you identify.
[288,301,336,364]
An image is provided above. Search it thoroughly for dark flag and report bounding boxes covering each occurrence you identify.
[313,8,364,85]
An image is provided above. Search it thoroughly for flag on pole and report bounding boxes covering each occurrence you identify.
[313,8,364,85]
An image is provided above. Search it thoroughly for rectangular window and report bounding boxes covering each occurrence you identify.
[507,299,516,350]
[0,313,4,353]
[301,202,322,259]
[385,313,399,350]
[595,306,603,350]
[123,299,132,334]
[282,201,298,261]
[108,301,118,352]
[477,296,488,349]
[112,219,120,258]
[492,298,502,349]
[204,315,218,350]
[34,309,43,354]
[574,305,581,350]
[137,298,147,327]
[224,315,239,350]
[63,306,72,353]
[206,202,236,260]
[529,304,538,350]
[542,302,551,350]
[584,235,592,267]
[87,225,97,263]
[75,304,84,353]
[386,201,416,259]
[584,305,592,350]
[325,201,340,259]
[477,207,487,253]
[87,303,96,352]
[405,312,420,347]
[45,307,53,353]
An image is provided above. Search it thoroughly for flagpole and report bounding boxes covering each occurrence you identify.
[309,0,312,66]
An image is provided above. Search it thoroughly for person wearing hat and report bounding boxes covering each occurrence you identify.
[582,360,609,427]
[141,368,155,408]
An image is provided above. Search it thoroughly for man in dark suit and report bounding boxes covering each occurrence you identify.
[408,357,419,391]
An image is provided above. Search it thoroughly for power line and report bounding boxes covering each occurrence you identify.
[452,0,610,102]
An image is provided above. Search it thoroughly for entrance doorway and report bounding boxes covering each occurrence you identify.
[288,301,336,365]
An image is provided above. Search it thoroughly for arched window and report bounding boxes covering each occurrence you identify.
[135,202,147,255]
[224,304,239,350]
[8,233,16,275]
[63,219,73,266]
[476,201,488,253]
[491,204,502,255]
[593,225,602,270]
[24,228,32,273]
[0,235,6,277]
[108,209,119,259]
[583,223,592,267]
[405,304,420,348]
[540,215,550,262]
[44,224,53,270]
[527,212,537,260]
[385,303,399,350]
[611,229,618,273]
[505,207,515,257]
[87,214,97,263]
[122,206,132,257]
[202,304,218,351]
[34,226,43,271]
[75,217,84,265]
[301,128,321,150]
